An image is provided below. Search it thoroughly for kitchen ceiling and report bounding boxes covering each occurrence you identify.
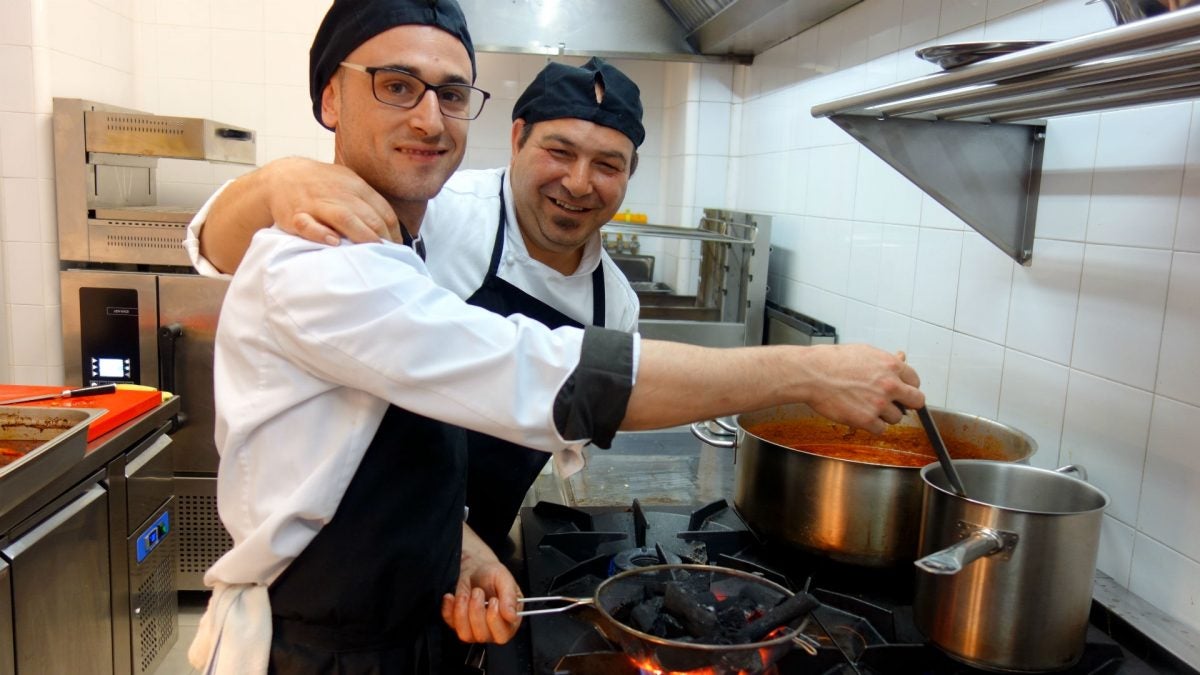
[458,0,863,63]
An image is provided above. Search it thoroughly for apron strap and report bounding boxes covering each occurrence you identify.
[398,223,426,260]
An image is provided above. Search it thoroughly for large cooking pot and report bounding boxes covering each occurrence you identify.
[913,461,1109,672]
[518,564,820,674]
[693,404,1035,567]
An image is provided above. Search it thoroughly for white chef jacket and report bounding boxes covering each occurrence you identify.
[184,168,641,332]
[207,228,606,588]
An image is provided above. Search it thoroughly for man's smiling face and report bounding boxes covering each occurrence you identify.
[508,117,634,274]
[321,24,471,214]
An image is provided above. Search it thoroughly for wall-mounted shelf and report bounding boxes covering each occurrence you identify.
[810,7,1200,265]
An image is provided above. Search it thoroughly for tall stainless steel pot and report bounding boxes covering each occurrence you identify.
[913,461,1109,671]
[693,404,1036,567]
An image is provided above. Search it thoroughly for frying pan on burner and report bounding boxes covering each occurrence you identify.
[517,564,820,674]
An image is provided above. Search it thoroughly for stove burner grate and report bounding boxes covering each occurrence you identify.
[518,500,1136,675]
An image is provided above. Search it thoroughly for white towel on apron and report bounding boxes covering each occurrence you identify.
[188,583,272,675]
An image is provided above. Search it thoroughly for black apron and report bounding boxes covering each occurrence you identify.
[267,236,467,674]
[463,176,605,553]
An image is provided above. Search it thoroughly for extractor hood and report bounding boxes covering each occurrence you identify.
[458,0,863,64]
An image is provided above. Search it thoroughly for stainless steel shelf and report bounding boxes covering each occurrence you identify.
[601,221,755,244]
[809,7,1200,264]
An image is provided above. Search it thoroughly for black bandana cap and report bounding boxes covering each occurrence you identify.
[309,0,476,130]
[512,57,645,148]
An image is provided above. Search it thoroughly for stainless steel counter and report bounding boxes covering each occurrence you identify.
[0,396,180,536]
[0,397,181,675]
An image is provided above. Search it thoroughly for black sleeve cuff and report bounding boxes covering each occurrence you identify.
[552,326,634,449]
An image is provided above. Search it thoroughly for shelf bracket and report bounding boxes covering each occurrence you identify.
[830,114,1045,265]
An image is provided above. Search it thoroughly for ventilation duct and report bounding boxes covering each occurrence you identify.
[458,0,863,63]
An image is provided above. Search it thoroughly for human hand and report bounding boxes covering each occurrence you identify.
[802,344,924,434]
[441,528,522,644]
[263,157,399,244]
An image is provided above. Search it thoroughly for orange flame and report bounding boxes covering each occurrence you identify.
[627,653,782,675]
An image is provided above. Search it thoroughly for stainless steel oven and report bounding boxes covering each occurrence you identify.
[53,98,254,593]
[60,270,230,592]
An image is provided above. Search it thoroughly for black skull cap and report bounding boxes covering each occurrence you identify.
[309,0,476,130]
[512,57,645,148]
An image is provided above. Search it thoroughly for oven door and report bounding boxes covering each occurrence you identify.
[157,274,228,474]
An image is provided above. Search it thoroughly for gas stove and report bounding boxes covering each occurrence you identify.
[480,499,1192,675]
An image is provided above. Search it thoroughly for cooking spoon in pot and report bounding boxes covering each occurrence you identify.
[915,406,967,497]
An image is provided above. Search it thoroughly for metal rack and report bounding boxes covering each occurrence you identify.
[810,7,1200,264]
[602,209,771,348]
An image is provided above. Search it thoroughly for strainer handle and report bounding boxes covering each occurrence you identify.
[516,595,595,617]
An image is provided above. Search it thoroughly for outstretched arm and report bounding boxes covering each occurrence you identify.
[622,341,923,435]
[199,157,398,273]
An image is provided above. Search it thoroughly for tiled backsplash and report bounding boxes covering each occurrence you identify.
[1,0,1196,635]
[735,0,1200,634]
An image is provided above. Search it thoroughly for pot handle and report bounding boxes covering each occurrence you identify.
[516,595,595,617]
[914,526,1012,575]
[691,422,736,448]
[1055,464,1088,481]
[712,416,738,434]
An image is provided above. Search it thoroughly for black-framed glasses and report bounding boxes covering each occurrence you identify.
[339,62,491,120]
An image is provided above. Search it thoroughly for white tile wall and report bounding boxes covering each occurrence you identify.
[1004,238,1083,365]
[0,46,35,112]
[1071,244,1170,390]
[946,331,1004,418]
[1036,114,1097,242]
[1176,103,1200,253]
[718,0,1200,634]
[1060,371,1152,525]
[1156,252,1200,407]
[847,220,882,304]
[1096,515,1135,587]
[1140,394,1200,565]
[0,0,33,47]
[1129,535,1200,634]
[1088,103,1190,249]
[953,233,1014,343]
[877,224,918,313]
[911,227,963,328]
[997,349,1068,469]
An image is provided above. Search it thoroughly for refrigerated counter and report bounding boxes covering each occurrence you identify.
[0,395,180,675]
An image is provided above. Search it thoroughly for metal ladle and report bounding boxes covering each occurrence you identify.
[916,406,967,497]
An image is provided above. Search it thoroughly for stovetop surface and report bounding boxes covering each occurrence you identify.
[480,500,1183,675]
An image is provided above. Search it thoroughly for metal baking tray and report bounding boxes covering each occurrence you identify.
[0,407,104,517]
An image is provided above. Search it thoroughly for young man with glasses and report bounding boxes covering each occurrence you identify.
[188,59,649,557]
[187,1,923,673]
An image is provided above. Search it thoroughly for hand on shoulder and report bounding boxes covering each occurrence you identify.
[262,157,399,245]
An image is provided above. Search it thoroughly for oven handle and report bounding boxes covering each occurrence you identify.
[158,322,185,429]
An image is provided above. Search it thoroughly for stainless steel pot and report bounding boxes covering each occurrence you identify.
[913,461,1110,672]
[693,404,1035,567]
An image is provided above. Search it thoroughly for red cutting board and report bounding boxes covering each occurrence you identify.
[0,385,163,441]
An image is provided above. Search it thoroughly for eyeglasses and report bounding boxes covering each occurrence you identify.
[339,62,491,120]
